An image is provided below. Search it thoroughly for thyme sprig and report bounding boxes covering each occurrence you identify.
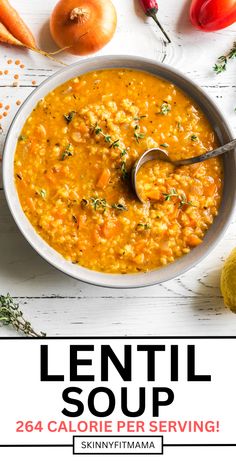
[63,111,76,123]
[91,122,112,144]
[134,123,145,143]
[91,122,129,179]
[90,197,107,211]
[160,102,171,115]
[81,197,128,212]
[214,42,236,74]
[163,188,194,208]
[60,143,74,160]
[120,160,129,180]
[0,294,46,338]
[136,223,151,231]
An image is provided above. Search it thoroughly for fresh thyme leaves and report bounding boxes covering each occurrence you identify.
[109,139,120,149]
[80,198,89,209]
[214,42,236,74]
[121,160,129,180]
[60,143,74,160]
[160,143,169,148]
[190,134,198,142]
[163,188,178,201]
[134,115,147,121]
[136,223,151,230]
[93,123,102,134]
[0,294,46,338]
[90,197,107,211]
[91,122,111,143]
[63,111,76,123]
[18,135,27,142]
[160,102,171,115]
[39,189,46,198]
[119,149,129,180]
[134,131,145,143]
[111,203,128,211]
[120,149,127,158]
[81,198,128,212]
[163,188,194,208]
[178,195,194,208]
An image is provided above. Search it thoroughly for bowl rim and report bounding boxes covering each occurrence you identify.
[3,54,236,289]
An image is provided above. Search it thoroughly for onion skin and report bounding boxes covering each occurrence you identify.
[50,0,117,55]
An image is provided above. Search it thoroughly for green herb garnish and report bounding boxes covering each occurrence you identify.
[110,139,120,149]
[111,203,128,211]
[214,42,236,74]
[160,102,171,115]
[163,188,178,201]
[64,111,76,123]
[134,131,145,143]
[121,160,129,180]
[120,149,127,158]
[136,223,151,230]
[81,197,128,212]
[0,294,46,337]
[18,135,27,142]
[160,143,169,148]
[163,188,194,208]
[39,189,46,198]
[91,122,111,143]
[134,115,147,121]
[191,134,198,142]
[90,197,107,211]
[61,143,74,160]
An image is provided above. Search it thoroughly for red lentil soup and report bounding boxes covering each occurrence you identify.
[14,69,223,273]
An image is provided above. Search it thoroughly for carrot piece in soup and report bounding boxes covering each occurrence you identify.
[186,234,202,247]
[97,168,111,189]
[145,189,161,200]
[205,183,217,197]
[101,221,118,239]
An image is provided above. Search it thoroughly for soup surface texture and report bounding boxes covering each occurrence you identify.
[14,69,223,273]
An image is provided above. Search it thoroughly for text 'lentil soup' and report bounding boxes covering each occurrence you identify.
[14,69,223,274]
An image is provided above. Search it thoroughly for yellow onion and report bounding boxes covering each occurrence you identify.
[50,0,117,55]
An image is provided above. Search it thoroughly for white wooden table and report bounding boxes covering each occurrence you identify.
[1,0,236,337]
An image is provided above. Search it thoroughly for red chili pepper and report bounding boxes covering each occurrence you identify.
[140,0,171,43]
[190,0,236,32]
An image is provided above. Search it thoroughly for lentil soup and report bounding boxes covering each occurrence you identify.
[14,69,223,273]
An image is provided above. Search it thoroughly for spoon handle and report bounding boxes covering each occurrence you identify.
[175,138,236,166]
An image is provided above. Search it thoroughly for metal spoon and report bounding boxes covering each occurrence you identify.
[132,139,236,203]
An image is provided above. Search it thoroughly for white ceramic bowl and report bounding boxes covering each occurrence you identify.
[3,56,236,288]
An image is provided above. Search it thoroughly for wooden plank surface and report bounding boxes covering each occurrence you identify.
[1,0,236,336]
